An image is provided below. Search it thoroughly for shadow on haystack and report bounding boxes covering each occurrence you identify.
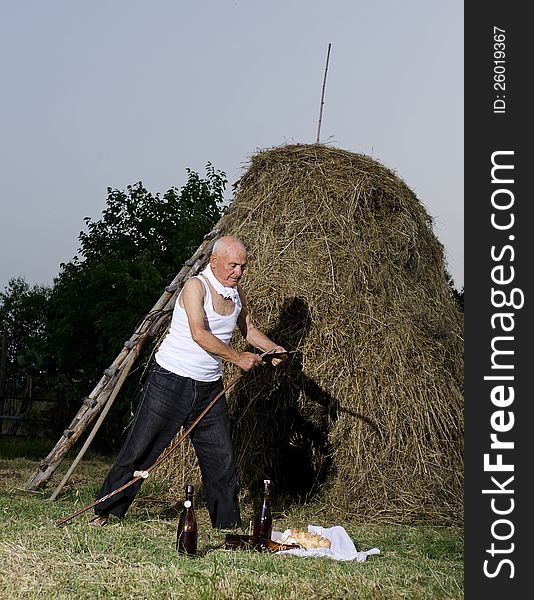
[230,296,379,501]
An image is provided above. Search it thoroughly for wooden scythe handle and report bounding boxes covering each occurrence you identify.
[55,371,244,526]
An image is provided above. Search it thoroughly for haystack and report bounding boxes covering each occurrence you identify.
[157,143,464,526]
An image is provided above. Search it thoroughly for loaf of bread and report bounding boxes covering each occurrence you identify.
[279,529,331,549]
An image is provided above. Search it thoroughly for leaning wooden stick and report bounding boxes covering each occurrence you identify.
[49,348,141,502]
[55,370,245,526]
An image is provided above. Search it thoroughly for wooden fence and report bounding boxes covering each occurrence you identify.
[0,395,58,437]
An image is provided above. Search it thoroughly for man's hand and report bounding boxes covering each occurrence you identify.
[264,345,289,367]
[236,351,264,371]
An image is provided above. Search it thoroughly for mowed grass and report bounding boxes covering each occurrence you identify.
[0,442,463,599]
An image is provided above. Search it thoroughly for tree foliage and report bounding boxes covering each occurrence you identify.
[445,272,464,312]
[48,164,226,381]
[0,278,52,395]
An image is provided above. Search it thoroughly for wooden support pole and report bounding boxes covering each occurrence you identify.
[316,42,332,144]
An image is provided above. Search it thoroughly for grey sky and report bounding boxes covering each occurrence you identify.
[0,0,463,292]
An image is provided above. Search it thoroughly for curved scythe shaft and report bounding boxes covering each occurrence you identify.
[55,370,245,526]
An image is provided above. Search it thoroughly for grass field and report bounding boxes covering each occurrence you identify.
[0,440,463,599]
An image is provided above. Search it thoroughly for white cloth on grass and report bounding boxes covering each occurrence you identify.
[272,525,380,562]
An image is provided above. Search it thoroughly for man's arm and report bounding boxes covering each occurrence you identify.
[236,286,287,366]
[180,278,263,371]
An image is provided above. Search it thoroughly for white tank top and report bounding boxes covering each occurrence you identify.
[155,276,242,382]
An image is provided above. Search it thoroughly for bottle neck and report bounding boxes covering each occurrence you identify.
[183,486,195,510]
[184,485,195,501]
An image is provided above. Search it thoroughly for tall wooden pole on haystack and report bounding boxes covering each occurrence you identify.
[316,42,331,144]
[24,213,235,495]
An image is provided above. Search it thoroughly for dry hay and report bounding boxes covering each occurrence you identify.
[156,143,464,526]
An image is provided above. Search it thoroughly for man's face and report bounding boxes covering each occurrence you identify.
[211,243,247,288]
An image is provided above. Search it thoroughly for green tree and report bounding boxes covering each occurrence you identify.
[445,272,464,312]
[0,277,52,396]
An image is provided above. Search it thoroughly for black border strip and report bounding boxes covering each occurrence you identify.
[465,2,530,596]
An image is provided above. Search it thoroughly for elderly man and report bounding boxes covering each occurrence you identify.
[89,236,287,528]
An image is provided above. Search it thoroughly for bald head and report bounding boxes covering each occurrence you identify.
[210,236,247,288]
[212,236,246,258]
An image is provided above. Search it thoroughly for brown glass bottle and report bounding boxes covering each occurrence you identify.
[253,479,273,541]
[176,484,198,556]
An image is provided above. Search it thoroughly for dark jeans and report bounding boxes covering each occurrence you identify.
[94,362,241,528]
